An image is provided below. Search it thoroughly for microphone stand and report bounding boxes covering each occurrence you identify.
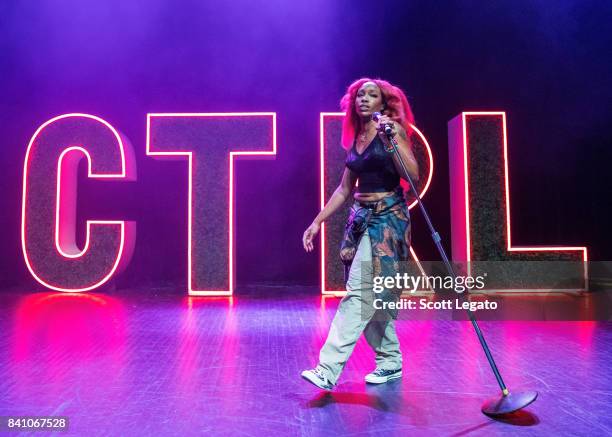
[383,126,537,416]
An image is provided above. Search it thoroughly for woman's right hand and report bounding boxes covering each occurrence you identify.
[302,222,320,252]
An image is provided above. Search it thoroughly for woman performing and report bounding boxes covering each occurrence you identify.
[301,78,420,390]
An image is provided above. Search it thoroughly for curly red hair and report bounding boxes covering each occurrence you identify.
[340,78,415,149]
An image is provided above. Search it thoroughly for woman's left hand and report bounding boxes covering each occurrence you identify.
[376,114,397,138]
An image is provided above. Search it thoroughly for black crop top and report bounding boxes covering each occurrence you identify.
[345,135,400,193]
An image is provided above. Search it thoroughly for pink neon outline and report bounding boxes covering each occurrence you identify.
[319,112,435,295]
[146,112,277,296]
[21,113,130,292]
[460,111,588,290]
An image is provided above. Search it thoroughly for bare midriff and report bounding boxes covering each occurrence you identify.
[354,191,394,203]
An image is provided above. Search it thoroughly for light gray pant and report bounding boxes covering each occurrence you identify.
[318,229,402,384]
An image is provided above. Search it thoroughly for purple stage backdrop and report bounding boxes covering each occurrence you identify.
[1,0,611,291]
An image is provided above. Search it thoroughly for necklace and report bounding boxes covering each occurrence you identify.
[358,130,368,143]
[358,125,374,143]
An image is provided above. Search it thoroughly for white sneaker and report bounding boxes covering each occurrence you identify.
[301,367,334,390]
[364,367,402,384]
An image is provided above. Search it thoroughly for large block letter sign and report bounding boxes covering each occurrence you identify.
[320,112,434,294]
[146,113,276,296]
[448,112,587,291]
[22,114,137,292]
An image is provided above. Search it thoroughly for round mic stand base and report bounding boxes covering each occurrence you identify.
[482,391,539,416]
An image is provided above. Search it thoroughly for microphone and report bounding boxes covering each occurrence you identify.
[372,112,397,153]
[371,112,394,136]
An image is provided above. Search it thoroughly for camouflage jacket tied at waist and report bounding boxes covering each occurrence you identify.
[339,186,412,319]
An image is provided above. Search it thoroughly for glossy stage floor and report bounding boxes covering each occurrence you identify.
[0,286,610,436]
